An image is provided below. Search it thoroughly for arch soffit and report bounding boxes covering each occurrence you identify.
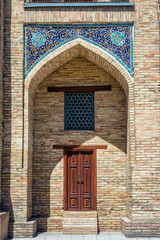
[25,38,134,98]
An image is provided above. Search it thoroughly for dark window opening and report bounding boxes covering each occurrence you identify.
[65,93,94,131]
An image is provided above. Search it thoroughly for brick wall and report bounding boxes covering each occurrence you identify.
[121,0,160,236]
[130,0,160,220]
[1,0,160,237]
[2,0,134,228]
[0,0,4,209]
[33,57,127,231]
[2,0,30,223]
[0,2,10,240]
[24,7,134,24]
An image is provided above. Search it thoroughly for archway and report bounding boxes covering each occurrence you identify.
[24,38,135,229]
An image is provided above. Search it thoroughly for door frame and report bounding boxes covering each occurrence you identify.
[63,147,97,211]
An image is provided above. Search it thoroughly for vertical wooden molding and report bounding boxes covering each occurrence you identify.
[93,149,97,210]
[63,149,68,211]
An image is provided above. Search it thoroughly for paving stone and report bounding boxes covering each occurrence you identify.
[7,232,160,240]
[136,238,150,240]
[84,235,97,240]
[45,236,59,240]
[108,232,124,240]
[59,236,72,240]
[71,236,84,240]
[97,233,110,240]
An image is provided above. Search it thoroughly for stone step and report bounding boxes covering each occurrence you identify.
[62,211,97,235]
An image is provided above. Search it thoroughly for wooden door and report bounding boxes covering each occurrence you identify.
[64,149,96,211]
[67,152,79,210]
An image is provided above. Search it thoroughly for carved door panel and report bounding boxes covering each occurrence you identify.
[65,150,96,211]
[80,152,93,211]
[67,152,80,210]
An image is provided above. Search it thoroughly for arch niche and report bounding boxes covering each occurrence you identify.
[24,38,135,222]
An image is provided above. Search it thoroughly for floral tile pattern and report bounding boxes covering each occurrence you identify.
[24,25,133,78]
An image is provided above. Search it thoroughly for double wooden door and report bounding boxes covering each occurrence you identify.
[64,149,96,211]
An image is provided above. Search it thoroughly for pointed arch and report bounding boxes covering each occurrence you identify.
[25,35,133,79]
[25,38,133,97]
[24,39,135,221]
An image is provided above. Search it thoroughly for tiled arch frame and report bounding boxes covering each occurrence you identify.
[24,38,135,223]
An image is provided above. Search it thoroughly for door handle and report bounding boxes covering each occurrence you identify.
[77,178,84,183]
[80,178,84,184]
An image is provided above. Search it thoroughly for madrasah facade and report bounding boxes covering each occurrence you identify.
[0,0,160,239]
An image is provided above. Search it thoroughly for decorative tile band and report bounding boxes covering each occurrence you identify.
[24,24,133,78]
[24,2,135,8]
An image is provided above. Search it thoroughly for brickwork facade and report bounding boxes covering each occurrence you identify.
[33,57,127,232]
[0,0,4,209]
[0,1,10,239]
[0,0,160,238]
[63,211,98,235]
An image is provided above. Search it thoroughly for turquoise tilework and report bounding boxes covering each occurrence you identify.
[24,24,133,78]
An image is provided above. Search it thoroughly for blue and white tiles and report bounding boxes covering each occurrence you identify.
[24,25,133,78]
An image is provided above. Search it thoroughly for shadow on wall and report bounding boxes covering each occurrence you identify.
[32,138,127,232]
[1,0,14,234]
[32,57,127,231]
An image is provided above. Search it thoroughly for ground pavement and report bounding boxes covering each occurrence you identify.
[8,232,160,240]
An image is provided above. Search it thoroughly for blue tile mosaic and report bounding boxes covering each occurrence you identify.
[32,33,46,47]
[111,31,126,46]
[24,24,133,78]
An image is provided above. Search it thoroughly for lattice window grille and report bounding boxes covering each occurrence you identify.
[65,93,94,130]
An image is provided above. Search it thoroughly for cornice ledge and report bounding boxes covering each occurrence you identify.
[24,2,134,8]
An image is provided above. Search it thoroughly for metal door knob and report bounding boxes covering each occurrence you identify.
[81,178,84,184]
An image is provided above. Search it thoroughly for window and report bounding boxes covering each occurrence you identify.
[65,93,94,131]
[48,85,111,131]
